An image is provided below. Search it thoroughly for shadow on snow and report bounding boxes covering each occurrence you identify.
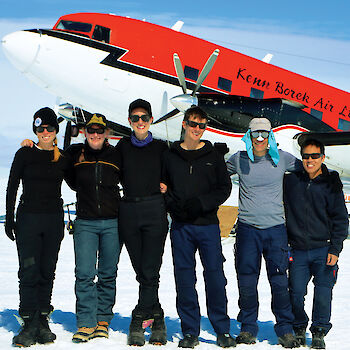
[0,309,309,345]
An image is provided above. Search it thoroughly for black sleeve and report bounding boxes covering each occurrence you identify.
[62,150,76,191]
[198,150,232,212]
[159,140,169,183]
[6,149,26,221]
[327,173,349,256]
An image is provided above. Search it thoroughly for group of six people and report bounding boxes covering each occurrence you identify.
[5,100,348,349]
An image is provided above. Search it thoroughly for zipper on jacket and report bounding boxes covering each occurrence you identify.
[190,164,193,174]
[95,162,102,215]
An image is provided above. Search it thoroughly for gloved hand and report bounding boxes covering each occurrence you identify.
[214,142,229,155]
[184,198,203,220]
[5,217,16,241]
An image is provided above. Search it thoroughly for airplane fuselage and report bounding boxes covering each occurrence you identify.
[2,12,350,175]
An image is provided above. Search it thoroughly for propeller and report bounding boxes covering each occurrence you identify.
[153,48,220,124]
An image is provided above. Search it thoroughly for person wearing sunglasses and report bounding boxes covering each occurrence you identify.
[63,113,122,343]
[161,106,235,348]
[5,107,72,347]
[20,113,122,343]
[115,99,169,346]
[226,118,303,348]
[283,139,348,349]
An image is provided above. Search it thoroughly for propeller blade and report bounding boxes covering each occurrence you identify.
[192,49,220,96]
[64,121,72,151]
[173,53,187,94]
[153,108,180,124]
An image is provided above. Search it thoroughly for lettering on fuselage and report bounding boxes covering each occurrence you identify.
[236,67,350,122]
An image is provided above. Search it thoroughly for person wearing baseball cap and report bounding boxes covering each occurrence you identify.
[115,98,168,346]
[226,117,303,348]
[6,107,71,347]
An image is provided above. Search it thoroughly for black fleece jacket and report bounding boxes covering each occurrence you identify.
[162,140,232,225]
[6,146,71,220]
[283,164,348,256]
[65,141,121,219]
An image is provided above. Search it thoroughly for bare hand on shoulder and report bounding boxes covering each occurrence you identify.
[21,139,34,148]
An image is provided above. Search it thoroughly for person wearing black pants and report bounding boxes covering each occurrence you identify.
[116,99,168,346]
[5,108,72,347]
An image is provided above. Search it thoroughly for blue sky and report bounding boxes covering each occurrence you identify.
[1,0,350,168]
[1,0,350,40]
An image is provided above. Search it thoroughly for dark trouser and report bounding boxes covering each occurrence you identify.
[289,247,337,335]
[15,210,64,315]
[119,195,168,316]
[74,218,120,327]
[235,221,294,337]
[171,221,230,337]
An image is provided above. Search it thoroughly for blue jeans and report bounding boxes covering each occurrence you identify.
[74,218,121,328]
[171,222,230,337]
[235,221,294,337]
[289,247,338,334]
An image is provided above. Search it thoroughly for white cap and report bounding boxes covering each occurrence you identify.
[249,118,271,132]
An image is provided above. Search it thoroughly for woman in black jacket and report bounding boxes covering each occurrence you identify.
[64,114,122,343]
[116,99,168,346]
[5,107,71,347]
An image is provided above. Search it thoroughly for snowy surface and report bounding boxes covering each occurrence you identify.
[0,178,349,349]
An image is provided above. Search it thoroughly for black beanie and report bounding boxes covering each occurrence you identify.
[33,107,59,133]
[128,99,152,117]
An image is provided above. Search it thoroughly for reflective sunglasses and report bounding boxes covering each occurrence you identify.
[36,125,56,133]
[301,153,323,160]
[186,120,207,129]
[251,131,269,139]
[129,114,151,123]
[86,127,105,134]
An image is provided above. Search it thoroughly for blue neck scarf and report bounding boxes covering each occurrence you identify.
[241,129,280,165]
[131,131,153,147]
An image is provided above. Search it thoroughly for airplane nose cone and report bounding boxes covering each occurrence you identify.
[170,94,198,112]
[2,30,41,72]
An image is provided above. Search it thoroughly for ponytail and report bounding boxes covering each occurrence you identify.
[52,137,62,162]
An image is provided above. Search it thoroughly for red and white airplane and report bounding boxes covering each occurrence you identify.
[2,12,350,176]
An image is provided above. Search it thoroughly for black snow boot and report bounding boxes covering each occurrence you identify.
[149,310,167,345]
[216,333,236,348]
[278,333,300,348]
[236,331,256,344]
[293,326,306,346]
[12,311,39,347]
[311,328,326,349]
[37,307,56,344]
[128,310,146,346]
[178,334,199,348]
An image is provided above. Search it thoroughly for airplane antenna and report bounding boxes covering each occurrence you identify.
[171,21,184,32]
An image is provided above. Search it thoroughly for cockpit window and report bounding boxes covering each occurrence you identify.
[57,20,92,33]
[92,25,110,43]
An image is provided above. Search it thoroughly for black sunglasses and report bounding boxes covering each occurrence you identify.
[186,120,207,129]
[251,131,269,139]
[302,153,323,160]
[86,127,105,134]
[36,125,56,133]
[129,114,151,123]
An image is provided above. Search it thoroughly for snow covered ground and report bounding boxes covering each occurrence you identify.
[0,177,349,349]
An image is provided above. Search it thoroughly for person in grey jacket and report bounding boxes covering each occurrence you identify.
[226,117,302,348]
